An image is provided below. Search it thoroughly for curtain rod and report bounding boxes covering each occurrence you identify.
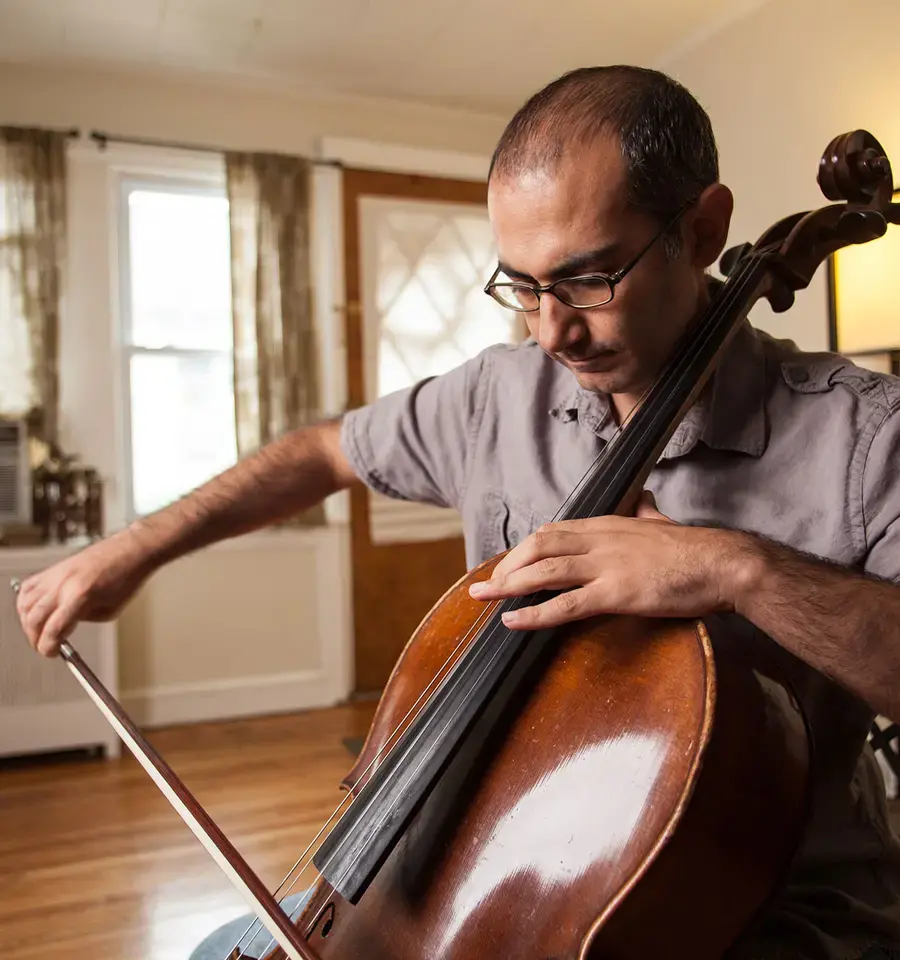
[0,124,80,137]
[88,130,343,168]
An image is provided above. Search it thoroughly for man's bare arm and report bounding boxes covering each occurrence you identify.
[132,418,356,564]
[16,419,359,656]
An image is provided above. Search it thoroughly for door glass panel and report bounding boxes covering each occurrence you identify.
[360,197,519,401]
[359,196,520,545]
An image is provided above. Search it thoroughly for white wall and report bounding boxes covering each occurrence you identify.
[0,61,505,158]
[0,61,505,726]
[663,0,900,353]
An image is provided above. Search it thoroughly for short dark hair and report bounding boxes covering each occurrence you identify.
[489,66,719,252]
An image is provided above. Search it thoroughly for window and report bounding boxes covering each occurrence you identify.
[0,181,36,418]
[119,179,237,518]
[360,196,521,403]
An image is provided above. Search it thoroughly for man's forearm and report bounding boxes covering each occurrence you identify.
[731,532,900,719]
[126,418,353,567]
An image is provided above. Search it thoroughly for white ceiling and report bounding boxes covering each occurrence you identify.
[0,0,772,115]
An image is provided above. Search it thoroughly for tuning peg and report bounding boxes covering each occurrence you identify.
[766,281,795,314]
[719,242,752,277]
[855,150,891,183]
[838,209,887,244]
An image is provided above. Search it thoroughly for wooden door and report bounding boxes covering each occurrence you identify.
[342,168,516,693]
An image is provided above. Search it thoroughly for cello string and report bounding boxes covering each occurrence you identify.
[232,251,770,958]
[501,256,766,531]
[236,894,312,960]
[228,592,509,959]
[224,601,498,957]
[282,591,547,955]
[579,253,767,521]
[223,595,506,958]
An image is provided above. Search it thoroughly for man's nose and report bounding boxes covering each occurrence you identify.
[535,294,586,355]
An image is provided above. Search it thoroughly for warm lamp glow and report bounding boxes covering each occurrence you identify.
[832,190,900,354]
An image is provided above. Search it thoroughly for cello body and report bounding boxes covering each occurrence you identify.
[280,555,810,960]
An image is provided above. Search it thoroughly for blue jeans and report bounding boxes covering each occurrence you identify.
[188,890,312,960]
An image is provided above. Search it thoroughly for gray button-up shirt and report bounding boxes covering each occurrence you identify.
[341,319,900,959]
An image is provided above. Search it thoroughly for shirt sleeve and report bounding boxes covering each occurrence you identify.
[339,348,492,510]
[862,403,900,584]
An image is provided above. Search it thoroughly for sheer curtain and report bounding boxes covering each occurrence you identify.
[225,151,323,524]
[0,127,67,444]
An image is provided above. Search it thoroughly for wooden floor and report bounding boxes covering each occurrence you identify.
[4,705,900,960]
[0,702,377,960]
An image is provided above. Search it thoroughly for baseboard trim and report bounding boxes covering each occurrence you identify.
[122,669,345,728]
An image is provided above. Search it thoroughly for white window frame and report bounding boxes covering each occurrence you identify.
[115,172,236,522]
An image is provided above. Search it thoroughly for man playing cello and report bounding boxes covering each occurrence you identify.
[15,66,900,959]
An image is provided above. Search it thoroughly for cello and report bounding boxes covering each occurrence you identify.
[24,128,900,960]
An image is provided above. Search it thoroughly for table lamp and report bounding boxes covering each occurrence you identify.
[829,188,900,375]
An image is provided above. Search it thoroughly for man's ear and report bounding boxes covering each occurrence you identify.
[686,183,734,270]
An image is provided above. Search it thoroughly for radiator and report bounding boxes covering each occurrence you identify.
[0,545,120,759]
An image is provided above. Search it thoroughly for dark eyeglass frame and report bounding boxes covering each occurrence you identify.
[483,203,692,313]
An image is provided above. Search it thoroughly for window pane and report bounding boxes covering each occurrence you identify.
[129,351,237,516]
[127,188,233,351]
[0,181,36,238]
[0,244,34,415]
[362,198,519,399]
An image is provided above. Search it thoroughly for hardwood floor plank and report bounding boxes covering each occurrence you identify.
[0,703,376,960]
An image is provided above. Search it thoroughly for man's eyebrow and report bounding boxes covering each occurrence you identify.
[497,243,622,284]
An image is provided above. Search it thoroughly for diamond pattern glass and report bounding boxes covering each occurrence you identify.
[362,198,519,399]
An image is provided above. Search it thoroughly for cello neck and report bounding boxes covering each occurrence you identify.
[558,255,770,523]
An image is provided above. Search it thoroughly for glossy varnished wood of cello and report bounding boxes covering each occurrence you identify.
[261,553,809,960]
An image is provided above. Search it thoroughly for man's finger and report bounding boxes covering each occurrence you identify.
[500,587,591,630]
[21,594,56,650]
[470,554,590,600]
[37,599,80,658]
[491,524,590,580]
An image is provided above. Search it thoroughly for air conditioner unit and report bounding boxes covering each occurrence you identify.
[0,418,30,528]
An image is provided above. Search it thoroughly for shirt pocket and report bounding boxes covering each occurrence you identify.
[477,489,553,559]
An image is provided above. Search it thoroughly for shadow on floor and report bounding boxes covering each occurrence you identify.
[342,736,365,757]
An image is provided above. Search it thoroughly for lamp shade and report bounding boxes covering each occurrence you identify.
[830,189,900,356]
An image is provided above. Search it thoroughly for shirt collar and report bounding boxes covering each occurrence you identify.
[549,318,768,461]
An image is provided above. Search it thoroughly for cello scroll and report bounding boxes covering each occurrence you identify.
[721,129,900,314]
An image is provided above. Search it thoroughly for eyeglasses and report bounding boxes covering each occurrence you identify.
[483,205,690,313]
